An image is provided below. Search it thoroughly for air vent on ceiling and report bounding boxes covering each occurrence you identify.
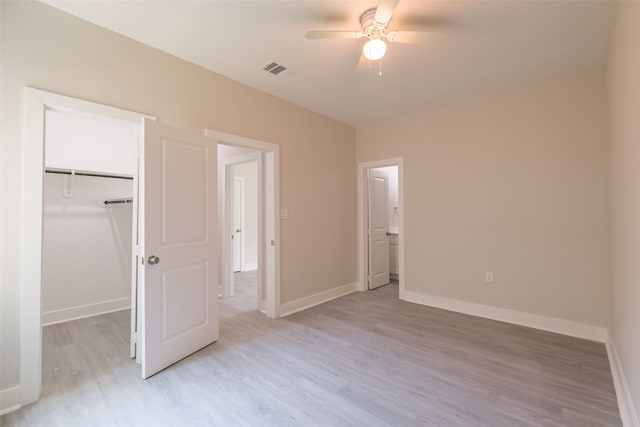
[260,61,293,79]
[263,62,286,75]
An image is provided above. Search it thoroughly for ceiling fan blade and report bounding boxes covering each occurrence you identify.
[305,11,352,25]
[374,0,399,25]
[387,30,434,44]
[391,15,453,31]
[305,30,362,40]
[355,53,370,74]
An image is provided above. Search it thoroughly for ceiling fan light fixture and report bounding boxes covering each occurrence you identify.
[363,38,387,61]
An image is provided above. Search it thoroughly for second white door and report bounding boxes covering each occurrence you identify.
[233,177,242,272]
[368,169,390,289]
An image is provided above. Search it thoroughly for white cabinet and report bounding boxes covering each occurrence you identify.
[389,234,399,279]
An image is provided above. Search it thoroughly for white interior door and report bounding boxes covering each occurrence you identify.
[368,169,390,289]
[141,118,218,379]
[233,177,242,273]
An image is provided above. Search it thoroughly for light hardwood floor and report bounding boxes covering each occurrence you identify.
[2,275,621,426]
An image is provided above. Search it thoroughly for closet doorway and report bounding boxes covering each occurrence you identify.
[22,89,221,407]
[39,109,139,405]
[41,109,138,354]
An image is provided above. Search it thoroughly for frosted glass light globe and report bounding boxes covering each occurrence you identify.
[363,38,387,61]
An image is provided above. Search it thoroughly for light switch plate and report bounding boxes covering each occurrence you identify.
[280,208,289,219]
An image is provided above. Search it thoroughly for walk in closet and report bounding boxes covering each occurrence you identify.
[41,109,138,330]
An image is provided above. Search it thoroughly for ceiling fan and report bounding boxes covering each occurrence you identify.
[305,0,433,64]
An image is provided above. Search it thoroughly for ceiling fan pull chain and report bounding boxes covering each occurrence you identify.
[379,59,383,76]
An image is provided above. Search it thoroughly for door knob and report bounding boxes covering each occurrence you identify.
[148,255,160,265]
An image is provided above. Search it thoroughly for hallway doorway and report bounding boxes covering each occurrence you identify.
[357,158,405,298]
[209,129,281,318]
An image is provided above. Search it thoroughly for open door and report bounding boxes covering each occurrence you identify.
[140,118,218,379]
[368,169,390,289]
[232,177,242,273]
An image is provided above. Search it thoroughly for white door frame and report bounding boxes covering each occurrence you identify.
[223,153,260,300]
[205,129,280,319]
[357,158,405,297]
[21,88,153,406]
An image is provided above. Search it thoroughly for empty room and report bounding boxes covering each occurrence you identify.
[1,1,638,426]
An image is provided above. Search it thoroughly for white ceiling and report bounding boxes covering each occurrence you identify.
[43,0,616,126]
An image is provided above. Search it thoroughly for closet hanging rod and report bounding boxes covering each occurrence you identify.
[104,197,133,205]
[45,168,133,180]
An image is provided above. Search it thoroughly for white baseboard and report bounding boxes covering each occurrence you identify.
[241,263,258,272]
[401,290,608,342]
[607,337,640,427]
[0,385,21,415]
[42,297,130,326]
[279,282,357,317]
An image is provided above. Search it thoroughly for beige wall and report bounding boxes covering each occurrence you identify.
[607,0,640,420]
[0,1,355,390]
[357,70,611,327]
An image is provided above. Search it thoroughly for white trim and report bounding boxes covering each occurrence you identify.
[607,337,640,427]
[205,129,280,319]
[402,290,608,342]
[207,129,279,153]
[130,132,141,359]
[22,87,152,407]
[357,158,405,297]
[279,283,358,317]
[0,386,21,416]
[42,298,131,326]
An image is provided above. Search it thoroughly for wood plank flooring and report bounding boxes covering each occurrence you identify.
[2,275,621,426]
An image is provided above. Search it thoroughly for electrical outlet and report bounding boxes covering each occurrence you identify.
[485,272,494,283]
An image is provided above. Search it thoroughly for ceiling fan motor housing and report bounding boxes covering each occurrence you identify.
[360,8,387,39]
